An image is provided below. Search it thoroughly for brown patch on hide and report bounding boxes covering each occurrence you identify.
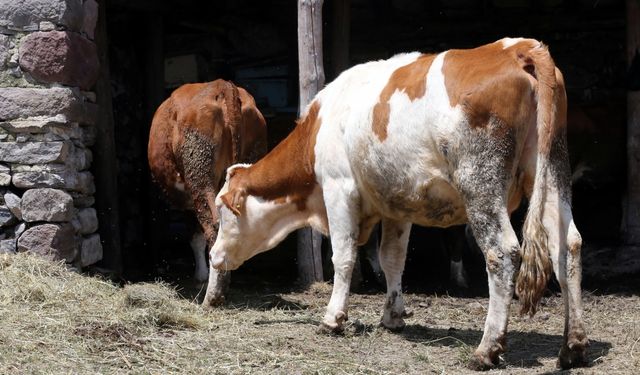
[222,101,322,213]
[442,39,542,131]
[372,54,436,141]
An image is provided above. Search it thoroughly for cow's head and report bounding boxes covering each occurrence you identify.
[210,164,311,271]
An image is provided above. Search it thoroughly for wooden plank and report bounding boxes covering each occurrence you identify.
[624,0,640,244]
[94,0,123,275]
[297,0,325,286]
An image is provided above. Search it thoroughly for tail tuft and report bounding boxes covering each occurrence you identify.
[516,215,553,316]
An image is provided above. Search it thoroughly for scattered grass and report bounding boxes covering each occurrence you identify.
[0,252,637,374]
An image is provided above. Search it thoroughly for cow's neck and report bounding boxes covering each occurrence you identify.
[242,101,324,218]
[244,183,327,251]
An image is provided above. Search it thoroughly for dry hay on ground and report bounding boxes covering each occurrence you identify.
[0,253,638,374]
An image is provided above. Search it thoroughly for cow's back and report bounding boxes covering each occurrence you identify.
[313,39,541,227]
[148,80,266,211]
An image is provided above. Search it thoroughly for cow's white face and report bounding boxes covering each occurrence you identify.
[210,179,305,271]
[209,180,259,271]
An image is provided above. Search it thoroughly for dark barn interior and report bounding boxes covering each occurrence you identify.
[100,0,631,294]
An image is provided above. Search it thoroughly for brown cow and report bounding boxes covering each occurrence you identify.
[148,79,267,303]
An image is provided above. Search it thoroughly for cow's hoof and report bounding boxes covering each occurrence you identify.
[557,340,588,369]
[318,311,347,334]
[202,293,225,308]
[467,352,499,371]
[381,309,412,332]
[380,319,405,332]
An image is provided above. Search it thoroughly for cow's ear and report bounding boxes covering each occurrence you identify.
[221,188,246,216]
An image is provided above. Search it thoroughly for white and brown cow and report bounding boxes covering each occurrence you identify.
[206,39,587,370]
[148,79,267,302]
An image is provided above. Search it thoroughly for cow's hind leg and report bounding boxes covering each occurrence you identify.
[378,219,412,331]
[178,129,230,306]
[465,205,520,370]
[190,229,209,283]
[536,134,587,368]
[457,126,521,370]
[547,197,588,368]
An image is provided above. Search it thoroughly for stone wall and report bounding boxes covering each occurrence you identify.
[0,0,102,268]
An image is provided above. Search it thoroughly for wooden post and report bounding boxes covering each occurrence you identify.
[94,0,123,275]
[624,0,640,245]
[297,0,325,286]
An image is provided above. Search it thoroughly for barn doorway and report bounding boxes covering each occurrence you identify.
[99,0,630,294]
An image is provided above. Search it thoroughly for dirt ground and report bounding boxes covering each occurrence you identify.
[0,254,638,374]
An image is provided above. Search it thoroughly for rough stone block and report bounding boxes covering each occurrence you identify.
[0,163,9,186]
[21,188,74,222]
[14,221,26,237]
[0,114,67,133]
[0,0,83,31]
[79,233,101,267]
[0,34,11,68]
[0,87,97,125]
[0,204,16,227]
[72,194,94,208]
[11,163,67,173]
[39,21,55,31]
[76,207,97,234]
[0,238,16,254]
[3,191,21,220]
[0,141,69,164]
[19,31,99,90]
[17,223,77,262]
[81,0,97,40]
[12,169,94,194]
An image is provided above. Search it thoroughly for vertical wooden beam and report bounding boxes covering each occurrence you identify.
[297,0,325,286]
[94,0,122,275]
[624,0,640,244]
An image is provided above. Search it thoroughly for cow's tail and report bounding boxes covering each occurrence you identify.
[516,42,560,316]
[221,81,242,162]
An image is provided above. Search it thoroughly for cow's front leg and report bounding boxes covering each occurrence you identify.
[467,211,520,370]
[379,219,412,331]
[319,182,359,333]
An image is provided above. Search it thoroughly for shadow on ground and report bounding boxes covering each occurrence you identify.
[400,324,611,370]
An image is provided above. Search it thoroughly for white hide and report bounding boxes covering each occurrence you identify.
[314,51,467,228]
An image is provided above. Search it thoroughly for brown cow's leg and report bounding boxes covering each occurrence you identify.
[190,229,209,282]
[378,219,412,331]
[201,191,231,307]
[203,265,231,307]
